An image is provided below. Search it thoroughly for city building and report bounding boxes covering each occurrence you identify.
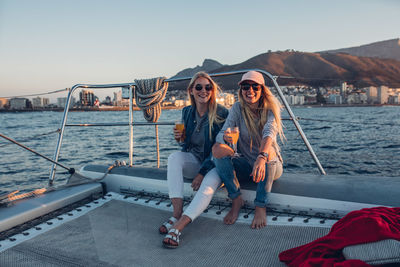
[57,97,76,108]
[9,98,29,109]
[103,96,112,105]
[377,86,389,104]
[366,86,378,104]
[327,94,342,105]
[284,94,305,105]
[0,98,8,109]
[113,91,122,106]
[162,100,173,106]
[340,82,347,97]
[113,90,130,106]
[173,99,185,107]
[32,97,50,108]
[216,93,235,107]
[347,93,356,104]
[79,89,95,106]
[388,94,400,104]
[304,94,317,105]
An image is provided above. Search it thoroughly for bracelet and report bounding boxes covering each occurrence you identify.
[257,154,267,161]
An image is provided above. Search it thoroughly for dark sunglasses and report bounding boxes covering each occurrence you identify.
[241,83,261,91]
[194,84,213,91]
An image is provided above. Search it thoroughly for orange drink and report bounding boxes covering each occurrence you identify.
[175,122,184,131]
[175,121,185,142]
[231,127,239,144]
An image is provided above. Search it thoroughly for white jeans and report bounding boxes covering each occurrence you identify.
[167,151,201,198]
[167,152,222,221]
[183,168,221,221]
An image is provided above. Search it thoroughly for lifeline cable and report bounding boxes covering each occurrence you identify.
[1,88,68,99]
[0,133,74,174]
[0,129,60,148]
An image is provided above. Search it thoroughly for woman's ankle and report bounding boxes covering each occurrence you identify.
[174,215,192,231]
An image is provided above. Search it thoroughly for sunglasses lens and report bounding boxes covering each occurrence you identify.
[195,84,212,91]
[241,84,251,91]
[241,84,260,91]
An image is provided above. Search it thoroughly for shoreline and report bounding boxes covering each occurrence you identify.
[0,106,182,113]
[0,104,398,113]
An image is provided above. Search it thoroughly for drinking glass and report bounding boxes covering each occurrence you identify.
[226,127,240,157]
[175,120,185,142]
[232,127,240,157]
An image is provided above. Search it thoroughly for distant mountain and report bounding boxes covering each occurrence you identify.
[169,39,400,91]
[211,51,400,89]
[321,38,400,61]
[172,59,224,78]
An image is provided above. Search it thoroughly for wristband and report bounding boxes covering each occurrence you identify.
[258,152,268,160]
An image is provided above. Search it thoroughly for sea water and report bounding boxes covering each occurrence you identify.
[1,106,399,193]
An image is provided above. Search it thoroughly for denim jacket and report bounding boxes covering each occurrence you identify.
[181,104,228,176]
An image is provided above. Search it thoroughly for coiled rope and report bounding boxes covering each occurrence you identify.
[134,77,168,122]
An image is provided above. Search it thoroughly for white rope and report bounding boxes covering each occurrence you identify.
[134,77,168,122]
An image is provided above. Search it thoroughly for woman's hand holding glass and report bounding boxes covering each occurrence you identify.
[174,121,185,143]
[223,127,240,157]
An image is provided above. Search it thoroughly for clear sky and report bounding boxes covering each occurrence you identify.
[0,0,399,101]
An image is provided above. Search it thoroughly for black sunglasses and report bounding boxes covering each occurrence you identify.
[241,83,261,91]
[194,84,213,91]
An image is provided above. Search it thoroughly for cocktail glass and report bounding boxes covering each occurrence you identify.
[231,127,240,157]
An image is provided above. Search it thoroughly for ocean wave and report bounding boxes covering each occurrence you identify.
[105,152,129,157]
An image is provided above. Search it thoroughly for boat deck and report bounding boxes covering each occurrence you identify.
[0,193,330,266]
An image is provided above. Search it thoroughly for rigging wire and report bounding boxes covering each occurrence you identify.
[0,129,60,148]
[0,133,74,174]
[0,88,69,99]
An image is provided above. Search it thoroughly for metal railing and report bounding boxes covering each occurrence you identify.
[49,69,326,186]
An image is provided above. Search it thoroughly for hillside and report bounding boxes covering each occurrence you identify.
[321,38,400,61]
[172,59,224,78]
[169,51,400,91]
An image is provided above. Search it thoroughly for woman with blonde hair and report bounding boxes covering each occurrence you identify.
[159,72,228,239]
[213,70,284,229]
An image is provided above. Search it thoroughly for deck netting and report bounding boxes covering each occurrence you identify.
[0,199,329,266]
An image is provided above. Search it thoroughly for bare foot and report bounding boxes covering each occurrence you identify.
[251,206,267,229]
[223,196,243,225]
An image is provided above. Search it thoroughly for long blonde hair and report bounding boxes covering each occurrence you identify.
[238,83,285,145]
[187,71,224,140]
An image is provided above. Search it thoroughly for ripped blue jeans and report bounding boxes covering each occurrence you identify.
[214,156,282,207]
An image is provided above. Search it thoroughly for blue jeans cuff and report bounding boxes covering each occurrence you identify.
[254,200,267,208]
[254,192,269,207]
[228,190,241,200]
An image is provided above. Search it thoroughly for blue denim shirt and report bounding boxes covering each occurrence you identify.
[181,104,228,176]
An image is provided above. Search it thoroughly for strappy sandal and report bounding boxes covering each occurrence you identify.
[163,228,181,249]
[159,216,178,234]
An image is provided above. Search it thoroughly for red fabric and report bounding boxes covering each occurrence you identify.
[279,207,400,267]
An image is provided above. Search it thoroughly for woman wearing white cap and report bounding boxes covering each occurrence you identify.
[213,70,285,229]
